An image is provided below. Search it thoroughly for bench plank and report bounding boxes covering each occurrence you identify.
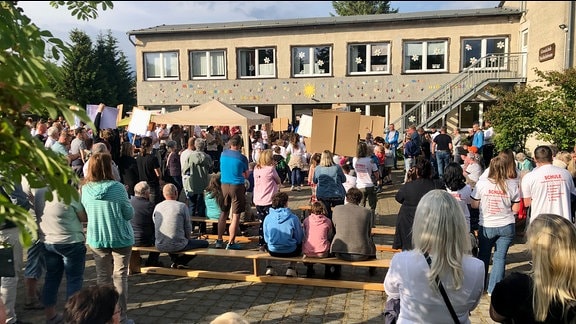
[371,227,395,235]
[190,216,260,226]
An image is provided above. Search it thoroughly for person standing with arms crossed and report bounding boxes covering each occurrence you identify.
[216,134,249,250]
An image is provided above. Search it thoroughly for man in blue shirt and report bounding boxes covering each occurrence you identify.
[471,122,484,155]
[217,134,249,250]
[385,123,400,169]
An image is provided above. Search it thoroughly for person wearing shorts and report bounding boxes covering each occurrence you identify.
[217,134,249,250]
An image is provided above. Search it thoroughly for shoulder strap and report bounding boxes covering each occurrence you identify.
[424,252,460,324]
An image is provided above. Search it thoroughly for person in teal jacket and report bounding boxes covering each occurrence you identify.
[263,192,304,277]
[81,152,135,324]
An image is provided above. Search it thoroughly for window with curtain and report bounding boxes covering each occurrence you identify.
[238,48,275,78]
[403,40,448,73]
[462,37,508,69]
[349,43,390,74]
[144,52,179,80]
[292,46,331,77]
[190,50,226,79]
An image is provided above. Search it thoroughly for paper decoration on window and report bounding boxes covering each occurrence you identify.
[433,48,442,55]
[298,51,306,59]
[249,65,255,71]
[304,83,316,98]
[464,105,472,112]
[264,57,270,64]
[411,54,419,62]
[408,115,416,123]
[465,44,473,51]
[355,57,363,64]
[374,48,382,56]
[497,41,505,49]
[489,56,498,63]
[469,57,478,65]
[317,59,324,66]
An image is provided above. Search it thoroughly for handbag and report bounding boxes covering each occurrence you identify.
[0,242,15,277]
[424,252,460,324]
[383,297,400,324]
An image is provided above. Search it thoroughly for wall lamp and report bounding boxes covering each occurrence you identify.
[559,24,569,32]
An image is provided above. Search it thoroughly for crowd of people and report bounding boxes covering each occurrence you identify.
[2,109,576,323]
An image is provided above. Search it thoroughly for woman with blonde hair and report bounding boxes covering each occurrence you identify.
[384,190,484,323]
[490,213,576,323]
[81,152,135,324]
[312,149,346,220]
[471,154,520,296]
[253,149,281,251]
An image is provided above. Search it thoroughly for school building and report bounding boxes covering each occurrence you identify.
[127,1,575,134]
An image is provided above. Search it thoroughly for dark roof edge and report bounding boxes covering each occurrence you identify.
[128,7,522,36]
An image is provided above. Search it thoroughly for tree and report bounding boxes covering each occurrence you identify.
[331,1,398,16]
[0,1,112,245]
[484,84,541,154]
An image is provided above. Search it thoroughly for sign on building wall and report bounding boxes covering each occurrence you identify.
[539,43,556,62]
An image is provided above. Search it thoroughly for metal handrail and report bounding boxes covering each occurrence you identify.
[390,52,526,132]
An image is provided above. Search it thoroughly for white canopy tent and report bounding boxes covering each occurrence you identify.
[152,99,270,156]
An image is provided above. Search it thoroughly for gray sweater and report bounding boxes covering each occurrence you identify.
[330,203,376,257]
[153,200,191,252]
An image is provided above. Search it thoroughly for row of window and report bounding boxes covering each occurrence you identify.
[144,37,508,81]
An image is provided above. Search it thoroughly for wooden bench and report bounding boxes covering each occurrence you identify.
[190,216,260,227]
[130,246,390,291]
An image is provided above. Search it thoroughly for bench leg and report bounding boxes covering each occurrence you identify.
[253,259,259,276]
[129,250,142,275]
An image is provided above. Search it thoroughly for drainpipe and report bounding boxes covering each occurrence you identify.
[569,2,575,68]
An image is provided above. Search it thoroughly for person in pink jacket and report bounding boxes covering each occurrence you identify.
[302,201,334,278]
[253,149,282,251]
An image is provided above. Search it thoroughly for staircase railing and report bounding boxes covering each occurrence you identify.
[390,52,526,132]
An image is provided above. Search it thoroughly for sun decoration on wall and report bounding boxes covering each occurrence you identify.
[304,83,316,98]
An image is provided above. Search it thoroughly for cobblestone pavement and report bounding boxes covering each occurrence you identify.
[15,168,530,324]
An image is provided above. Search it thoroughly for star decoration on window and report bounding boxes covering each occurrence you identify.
[497,41,505,49]
[408,115,416,123]
[433,48,442,55]
[411,54,419,62]
[469,57,478,65]
[464,105,472,112]
[489,55,498,63]
[264,57,270,64]
[249,65,255,71]
[465,44,472,51]
[374,49,382,56]
[355,57,363,64]
[298,51,306,59]
[317,60,324,66]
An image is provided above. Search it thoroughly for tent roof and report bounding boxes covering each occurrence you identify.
[152,99,270,126]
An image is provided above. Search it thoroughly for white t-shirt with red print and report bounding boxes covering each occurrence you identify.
[472,178,520,227]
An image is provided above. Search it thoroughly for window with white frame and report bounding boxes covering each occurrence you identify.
[462,37,508,69]
[292,46,331,76]
[190,50,226,79]
[349,43,390,74]
[238,48,275,78]
[144,52,179,80]
[403,40,448,73]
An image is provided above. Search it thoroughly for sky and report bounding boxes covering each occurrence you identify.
[18,1,501,70]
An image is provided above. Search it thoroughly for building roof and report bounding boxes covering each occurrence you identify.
[127,7,522,36]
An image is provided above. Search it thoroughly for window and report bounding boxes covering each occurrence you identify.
[403,40,448,73]
[190,50,226,79]
[459,102,481,129]
[462,37,508,69]
[292,46,331,76]
[238,48,275,78]
[144,52,179,80]
[349,43,390,74]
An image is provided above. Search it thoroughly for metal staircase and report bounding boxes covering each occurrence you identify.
[391,52,527,132]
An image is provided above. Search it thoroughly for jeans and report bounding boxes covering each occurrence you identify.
[187,192,207,232]
[358,186,377,213]
[169,239,209,266]
[90,245,132,323]
[291,167,303,186]
[24,239,45,280]
[435,150,451,179]
[0,227,23,324]
[42,242,86,307]
[478,223,515,294]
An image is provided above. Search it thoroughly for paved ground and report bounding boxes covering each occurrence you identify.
[14,167,530,324]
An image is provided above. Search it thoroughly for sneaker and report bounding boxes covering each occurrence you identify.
[290,186,295,191]
[226,242,242,250]
[215,239,224,249]
[170,263,189,269]
[265,266,276,276]
[286,267,298,277]
[258,245,267,252]
[46,313,64,324]
[296,186,302,192]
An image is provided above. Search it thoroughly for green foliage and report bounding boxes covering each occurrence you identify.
[484,84,540,154]
[1,1,111,245]
[331,1,398,16]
